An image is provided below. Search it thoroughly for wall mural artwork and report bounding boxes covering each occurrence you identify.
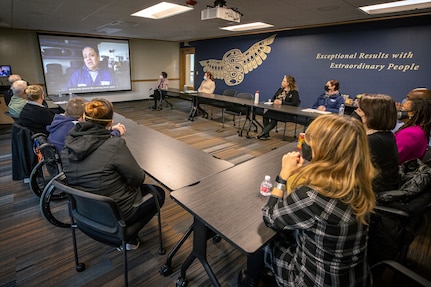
[199,34,276,86]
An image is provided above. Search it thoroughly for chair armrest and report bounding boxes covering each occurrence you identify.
[372,260,431,286]
[374,205,409,218]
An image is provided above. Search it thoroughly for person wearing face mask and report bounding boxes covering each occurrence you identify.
[393,87,431,133]
[395,98,431,164]
[311,79,344,113]
[61,98,165,251]
[151,72,169,110]
[194,72,216,117]
[197,72,215,94]
[242,115,375,286]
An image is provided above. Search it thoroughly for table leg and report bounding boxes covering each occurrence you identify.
[176,218,220,287]
[160,224,194,276]
[188,97,198,121]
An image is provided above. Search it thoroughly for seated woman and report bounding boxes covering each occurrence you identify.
[254,114,376,286]
[61,98,165,250]
[19,85,56,135]
[354,94,400,192]
[152,71,169,110]
[196,71,216,117]
[257,75,300,139]
[395,98,431,164]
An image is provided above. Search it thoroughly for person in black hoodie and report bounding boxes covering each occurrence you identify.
[61,98,165,250]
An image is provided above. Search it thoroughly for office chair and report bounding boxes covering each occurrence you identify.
[371,260,431,287]
[273,100,301,140]
[11,122,37,181]
[223,92,252,132]
[52,174,165,287]
[220,89,237,127]
[29,133,63,197]
[149,88,173,110]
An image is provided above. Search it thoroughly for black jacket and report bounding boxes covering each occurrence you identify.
[61,122,146,220]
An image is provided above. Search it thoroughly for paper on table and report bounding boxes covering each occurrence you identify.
[301,108,331,114]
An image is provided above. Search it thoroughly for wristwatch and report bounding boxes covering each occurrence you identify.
[275,175,287,184]
[275,182,286,191]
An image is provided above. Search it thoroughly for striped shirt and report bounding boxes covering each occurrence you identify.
[262,186,370,287]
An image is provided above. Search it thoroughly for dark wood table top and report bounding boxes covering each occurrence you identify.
[170,142,298,254]
[181,91,322,119]
[254,102,321,118]
[113,113,234,191]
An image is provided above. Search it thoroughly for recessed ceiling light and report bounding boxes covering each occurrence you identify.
[220,22,274,32]
[359,0,431,15]
[131,2,194,19]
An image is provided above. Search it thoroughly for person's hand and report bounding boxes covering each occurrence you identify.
[279,151,304,180]
[112,123,126,136]
[317,105,326,111]
[274,99,282,105]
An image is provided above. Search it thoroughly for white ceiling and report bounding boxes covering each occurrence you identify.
[1,0,430,41]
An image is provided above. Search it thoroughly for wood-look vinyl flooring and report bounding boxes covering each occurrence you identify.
[0,98,430,287]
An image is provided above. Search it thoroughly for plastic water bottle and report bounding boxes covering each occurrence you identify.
[254,90,260,104]
[338,104,345,116]
[259,175,273,196]
[58,89,62,98]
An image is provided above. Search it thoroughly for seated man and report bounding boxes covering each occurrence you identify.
[4,74,22,106]
[8,80,28,118]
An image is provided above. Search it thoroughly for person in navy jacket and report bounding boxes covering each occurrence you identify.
[67,46,115,91]
[312,79,344,113]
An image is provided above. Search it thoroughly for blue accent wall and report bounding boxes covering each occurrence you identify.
[187,16,431,108]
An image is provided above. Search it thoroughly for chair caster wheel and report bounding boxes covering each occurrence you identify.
[158,248,166,255]
[76,263,86,272]
[160,264,173,276]
[176,277,188,287]
[212,234,222,243]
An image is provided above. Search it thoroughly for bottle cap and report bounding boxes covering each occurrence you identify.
[265,175,270,180]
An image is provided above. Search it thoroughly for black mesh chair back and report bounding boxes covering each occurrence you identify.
[52,175,164,287]
[223,89,237,97]
[222,92,253,129]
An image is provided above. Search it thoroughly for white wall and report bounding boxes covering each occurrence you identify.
[0,28,180,102]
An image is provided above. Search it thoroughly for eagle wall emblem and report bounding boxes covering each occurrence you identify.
[199,34,276,86]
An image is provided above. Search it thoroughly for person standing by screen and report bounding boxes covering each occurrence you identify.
[66,46,115,90]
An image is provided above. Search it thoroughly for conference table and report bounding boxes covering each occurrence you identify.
[49,94,234,191]
[113,113,234,191]
[170,141,298,286]
[185,91,321,138]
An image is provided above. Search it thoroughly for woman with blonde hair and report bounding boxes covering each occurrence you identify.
[250,114,376,286]
[19,84,55,134]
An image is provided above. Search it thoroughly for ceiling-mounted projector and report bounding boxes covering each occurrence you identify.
[201,6,241,22]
